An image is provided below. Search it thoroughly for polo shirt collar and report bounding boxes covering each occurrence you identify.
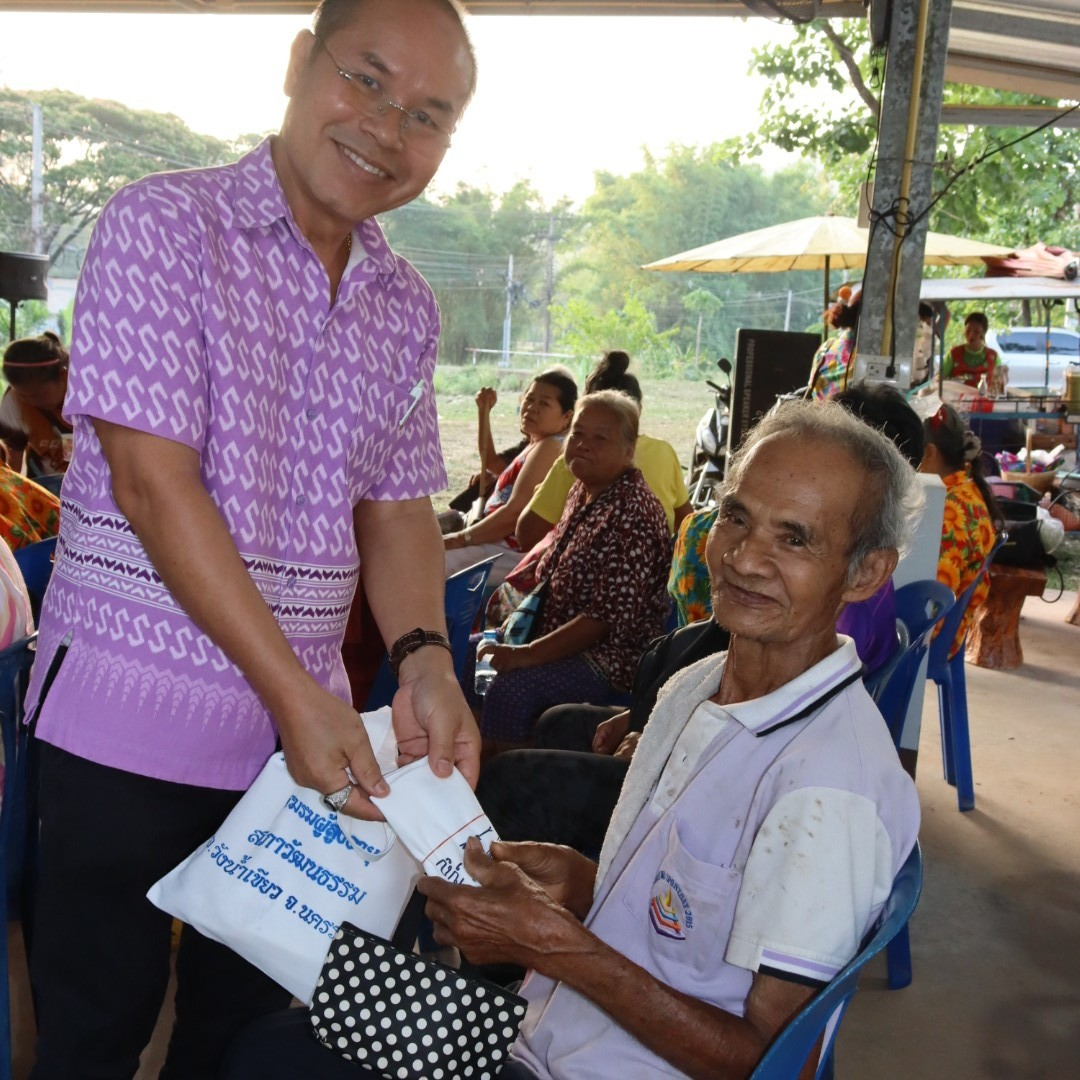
[231,138,398,280]
[720,637,863,738]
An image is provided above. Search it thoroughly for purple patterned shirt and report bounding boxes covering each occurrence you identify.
[26,140,447,790]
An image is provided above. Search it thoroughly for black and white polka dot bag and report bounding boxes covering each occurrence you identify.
[310,922,528,1079]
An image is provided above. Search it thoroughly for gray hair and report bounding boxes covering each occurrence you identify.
[574,390,640,447]
[721,399,925,582]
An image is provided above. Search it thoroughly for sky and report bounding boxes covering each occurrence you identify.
[0,10,793,206]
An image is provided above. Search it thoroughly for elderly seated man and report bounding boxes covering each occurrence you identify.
[222,400,923,1079]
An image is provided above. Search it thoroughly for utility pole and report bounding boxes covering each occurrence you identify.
[501,253,514,365]
[31,103,44,255]
[543,212,555,353]
[856,0,954,390]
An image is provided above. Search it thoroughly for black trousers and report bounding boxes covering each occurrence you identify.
[29,744,293,1080]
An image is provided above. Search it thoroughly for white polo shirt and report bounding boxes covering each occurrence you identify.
[511,638,920,1079]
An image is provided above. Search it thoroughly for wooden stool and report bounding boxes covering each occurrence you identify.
[966,564,1047,670]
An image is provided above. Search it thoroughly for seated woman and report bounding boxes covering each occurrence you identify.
[1,332,73,486]
[808,285,861,400]
[919,403,1000,657]
[515,350,691,552]
[464,390,671,754]
[443,368,576,587]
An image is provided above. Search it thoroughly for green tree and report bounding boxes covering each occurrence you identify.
[747,20,1080,272]
[381,181,574,364]
[0,89,260,263]
[556,142,830,371]
[549,292,680,377]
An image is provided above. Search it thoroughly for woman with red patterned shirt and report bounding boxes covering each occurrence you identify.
[920,404,1000,657]
[466,391,671,754]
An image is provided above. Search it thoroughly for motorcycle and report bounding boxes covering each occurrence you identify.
[685,358,732,510]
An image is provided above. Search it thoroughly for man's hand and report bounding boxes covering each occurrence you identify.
[489,840,598,918]
[274,686,391,820]
[591,710,631,755]
[419,838,588,970]
[613,731,641,763]
[392,649,481,789]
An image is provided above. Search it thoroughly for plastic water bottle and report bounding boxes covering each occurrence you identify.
[474,630,498,696]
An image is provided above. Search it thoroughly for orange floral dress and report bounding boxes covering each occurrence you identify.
[0,465,60,551]
[668,506,717,626]
[936,470,996,657]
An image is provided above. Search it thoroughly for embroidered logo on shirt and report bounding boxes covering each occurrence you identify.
[649,870,693,940]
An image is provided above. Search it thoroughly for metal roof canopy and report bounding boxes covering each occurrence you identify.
[920,276,1080,303]
[1,1,1075,110]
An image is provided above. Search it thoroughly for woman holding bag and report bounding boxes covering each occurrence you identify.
[463,391,671,756]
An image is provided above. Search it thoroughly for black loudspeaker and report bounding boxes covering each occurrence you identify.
[727,328,822,452]
[0,252,50,304]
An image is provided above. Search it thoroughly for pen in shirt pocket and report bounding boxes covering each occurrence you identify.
[399,381,425,429]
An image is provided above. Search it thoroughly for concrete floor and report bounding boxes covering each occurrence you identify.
[839,591,1080,1079]
[7,591,1080,1078]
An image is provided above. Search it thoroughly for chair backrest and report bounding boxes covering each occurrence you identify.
[12,536,58,621]
[874,580,956,744]
[927,532,1006,672]
[443,556,500,680]
[748,842,923,1080]
[364,556,499,712]
[862,619,909,703]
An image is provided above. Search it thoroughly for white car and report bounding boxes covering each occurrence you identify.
[985,327,1080,391]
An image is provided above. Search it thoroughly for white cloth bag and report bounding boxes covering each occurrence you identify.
[147,707,421,1004]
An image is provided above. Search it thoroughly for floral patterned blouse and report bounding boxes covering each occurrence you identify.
[937,470,996,658]
[810,327,856,400]
[0,465,60,551]
[535,467,671,691]
[668,506,717,626]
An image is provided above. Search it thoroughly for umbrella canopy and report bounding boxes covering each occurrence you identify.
[642,215,1015,312]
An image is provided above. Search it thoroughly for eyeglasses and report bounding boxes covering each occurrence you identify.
[315,36,454,153]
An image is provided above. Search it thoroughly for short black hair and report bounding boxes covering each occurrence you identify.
[833,380,924,467]
[964,311,989,332]
[312,0,477,102]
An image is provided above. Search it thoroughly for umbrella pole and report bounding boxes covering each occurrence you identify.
[823,257,830,318]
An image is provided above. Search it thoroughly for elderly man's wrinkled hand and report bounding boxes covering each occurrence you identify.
[419,838,583,970]
[591,710,630,755]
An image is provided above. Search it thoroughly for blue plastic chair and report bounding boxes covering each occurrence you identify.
[13,535,58,622]
[865,580,951,991]
[364,556,499,711]
[861,621,909,703]
[925,534,1006,813]
[874,581,956,745]
[0,633,40,1080]
[748,843,923,1080]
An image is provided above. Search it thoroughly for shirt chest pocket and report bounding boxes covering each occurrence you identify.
[622,819,743,988]
[346,375,424,500]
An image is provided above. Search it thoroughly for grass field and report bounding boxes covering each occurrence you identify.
[432,368,710,510]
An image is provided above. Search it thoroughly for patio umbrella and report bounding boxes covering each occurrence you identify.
[642,215,1015,314]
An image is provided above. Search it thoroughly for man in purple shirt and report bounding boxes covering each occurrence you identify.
[26,2,479,1077]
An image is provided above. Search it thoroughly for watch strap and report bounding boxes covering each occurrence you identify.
[388,628,453,679]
